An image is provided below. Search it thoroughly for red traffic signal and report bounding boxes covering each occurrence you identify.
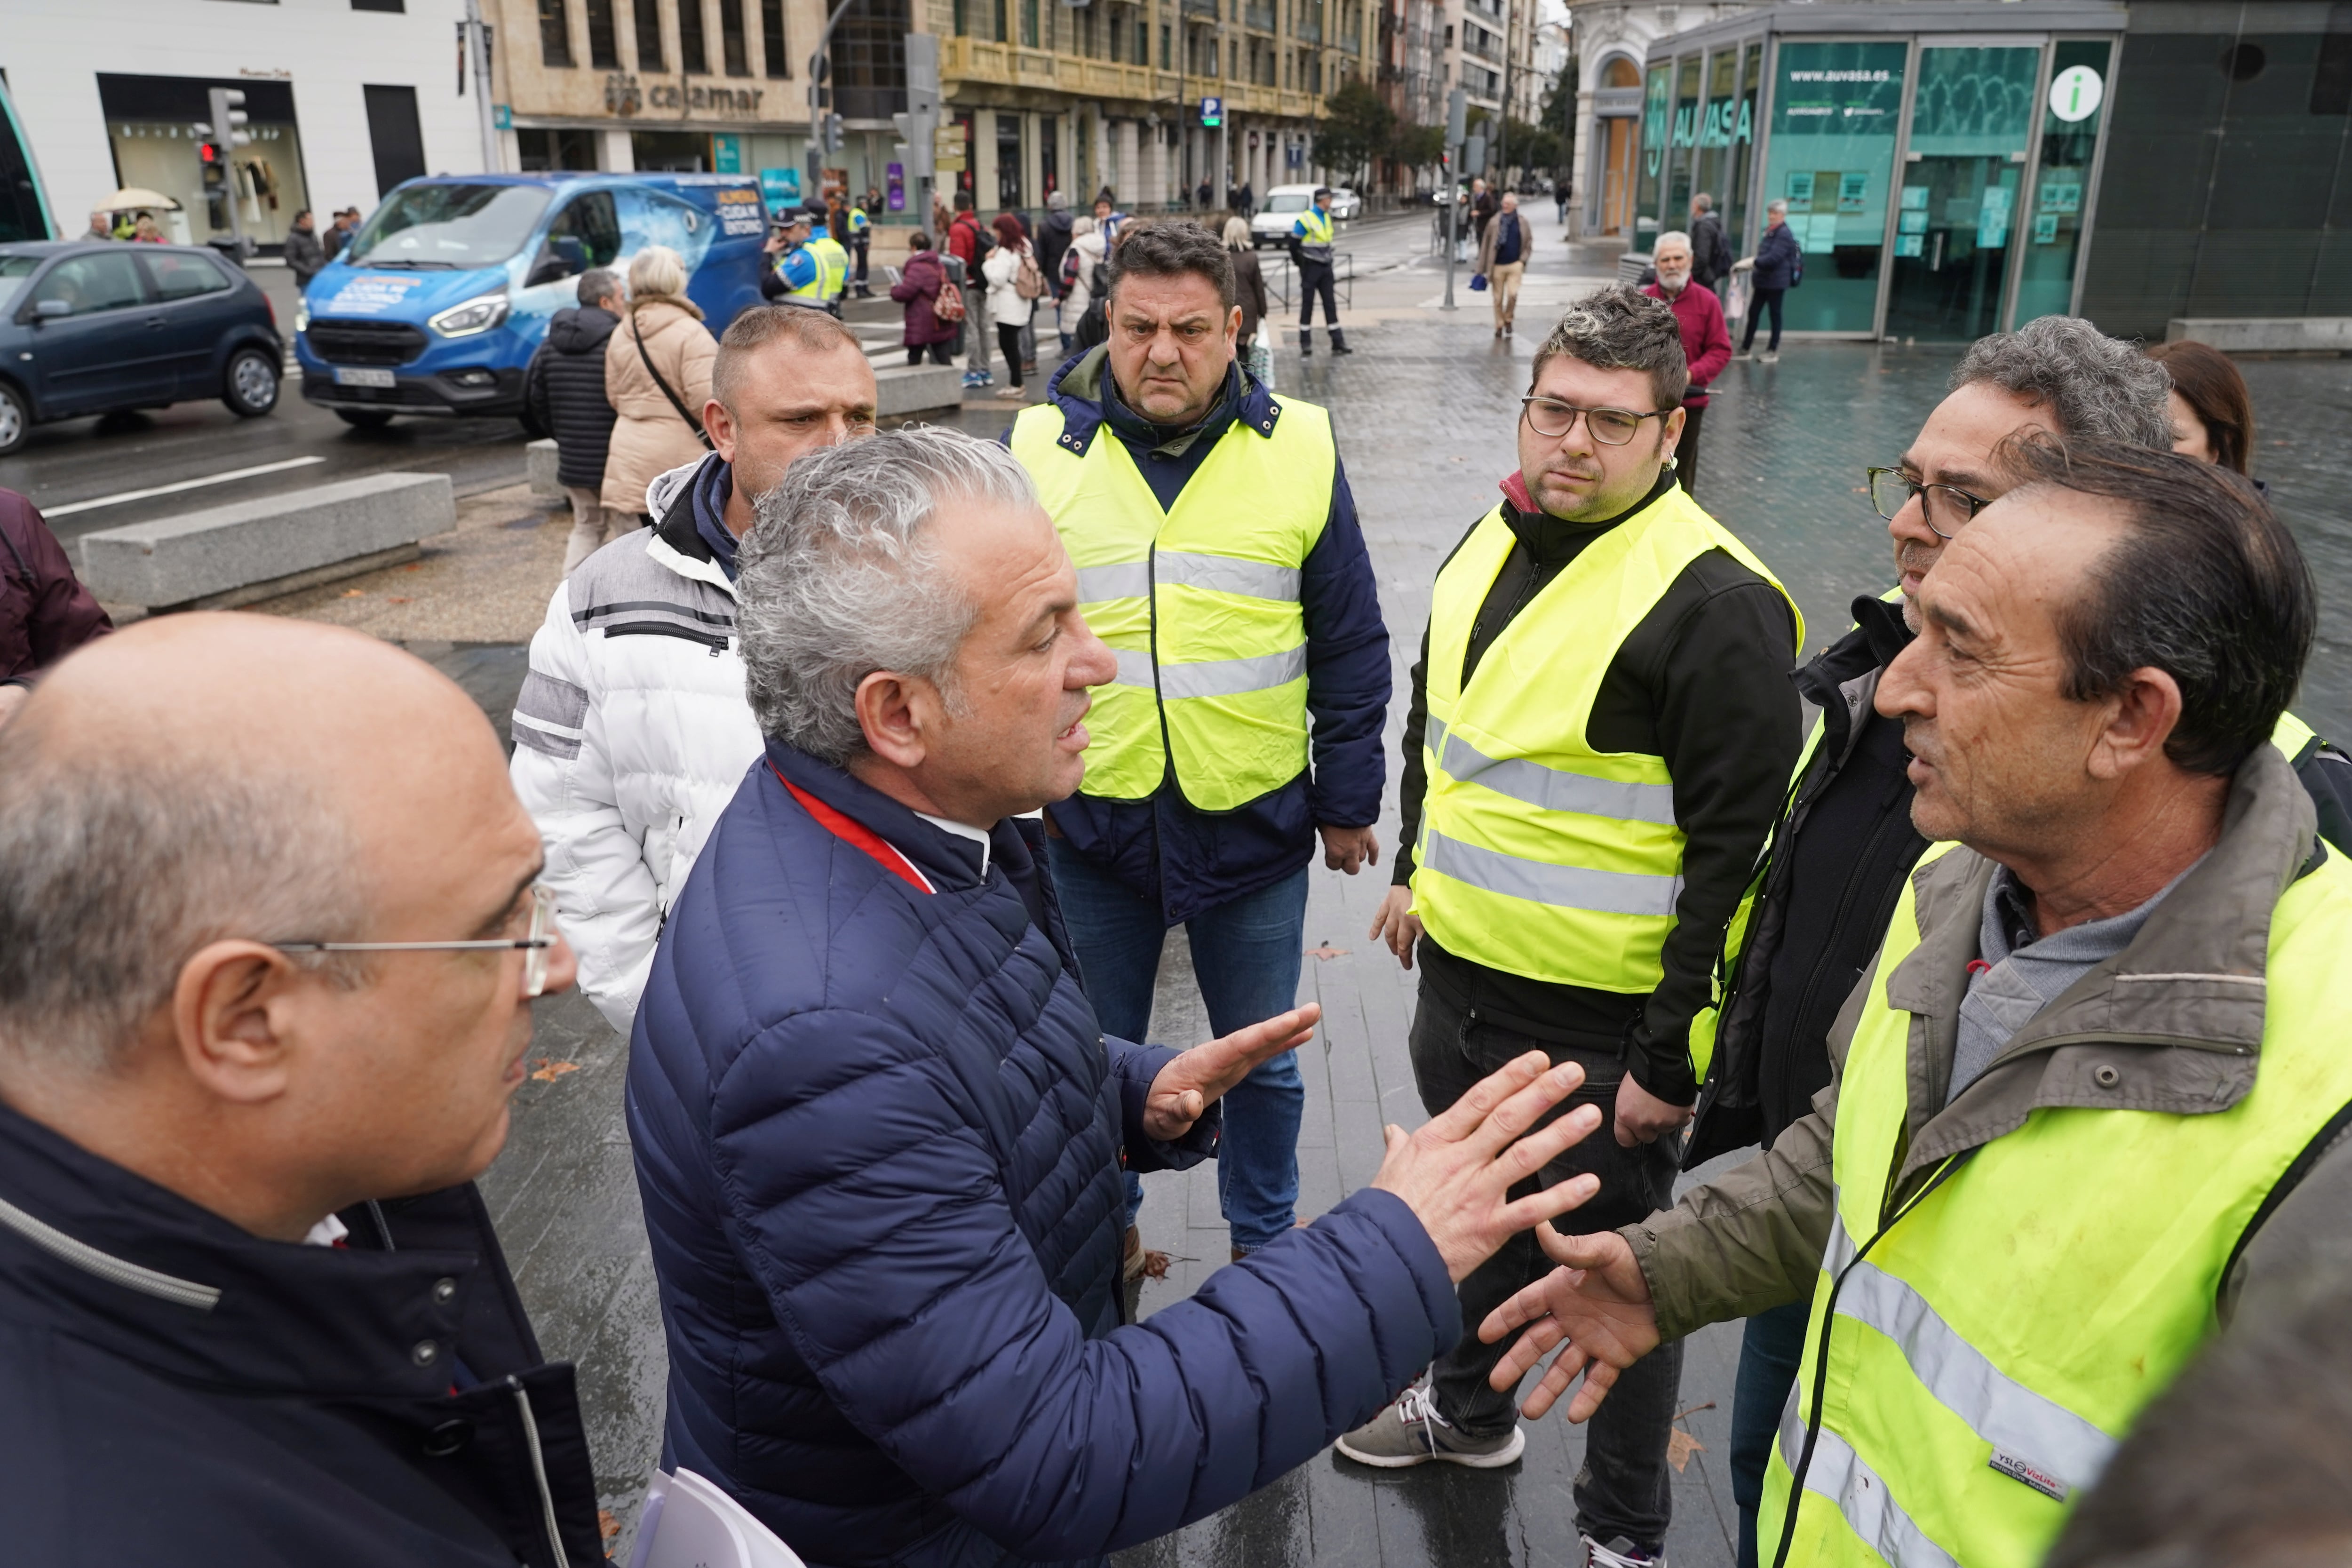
[198,142,220,163]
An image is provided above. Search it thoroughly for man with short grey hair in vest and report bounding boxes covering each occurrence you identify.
[1007,218,1390,1286]
[1343,285,1803,1568]
[1481,439,2352,1568]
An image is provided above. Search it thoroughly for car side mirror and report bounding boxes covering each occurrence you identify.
[30,298,69,320]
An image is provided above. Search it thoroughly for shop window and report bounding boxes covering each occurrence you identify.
[997,113,1025,208]
[586,0,621,67]
[720,0,751,74]
[540,0,574,67]
[2013,40,2111,326]
[518,126,601,170]
[762,0,787,75]
[1757,39,1906,334]
[634,0,665,69]
[680,0,710,74]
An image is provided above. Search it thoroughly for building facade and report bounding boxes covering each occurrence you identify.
[1,0,483,251]
[1564,0,1754,239]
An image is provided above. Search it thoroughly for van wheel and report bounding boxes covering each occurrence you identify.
[222,347,280,417]
[335,408,396,429]
[0,382,26,455]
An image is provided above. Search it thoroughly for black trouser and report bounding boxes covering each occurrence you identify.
[1408,981,1685,1550]
[907,340,953,365]
[1732,1300,1810,1568]
[853,236,870,285]
[1299,259,1340,329]
[998,321,1026,389]
[1674,401,1705,497]
[1742,287,1785,352]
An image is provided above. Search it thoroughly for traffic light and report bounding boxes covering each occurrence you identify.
[206,88,252,152]
[823,112,845,154]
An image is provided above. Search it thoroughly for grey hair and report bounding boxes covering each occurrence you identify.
[1532,283,1690,409]
[0,728,366,1074]
[737,426,1031,763]
[1767,199,1788,214]
[1654,229,1693,254]
[1951,315,2173,449]
[1692,192,1714,213]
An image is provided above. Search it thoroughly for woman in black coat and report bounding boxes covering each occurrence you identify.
[525,270,627,574]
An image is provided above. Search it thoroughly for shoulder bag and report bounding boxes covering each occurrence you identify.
[631,310,713,451]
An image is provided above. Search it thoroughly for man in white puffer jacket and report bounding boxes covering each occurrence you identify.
[511,305,879,1032]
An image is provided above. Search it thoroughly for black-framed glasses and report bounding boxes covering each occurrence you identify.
[1520,396,1679,446]
[273,885,560,999]
[1866,467,1991,541]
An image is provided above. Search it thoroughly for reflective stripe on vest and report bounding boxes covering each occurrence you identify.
[1009,393,1335,812]
[1411,488,1799,994]
[1761,828,2352,1568]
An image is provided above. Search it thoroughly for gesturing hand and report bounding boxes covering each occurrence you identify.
[1369,1051,1609,1282]
[1143,1004,1319,1142]
[1476,1225,1661,1422]
[1367,885,1423,970]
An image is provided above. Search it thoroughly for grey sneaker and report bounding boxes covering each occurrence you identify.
[1582,1536,1668,1568]
[1335,1386,1526,1468]
[1759,351,1780,365]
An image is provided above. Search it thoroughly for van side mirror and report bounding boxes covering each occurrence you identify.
[525,255,577,289]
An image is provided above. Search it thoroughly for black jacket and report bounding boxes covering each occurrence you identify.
[1686,593,2352,1166]
[283,224,328,285]
[1752,221,1801,291]
[527,305,622,490]
[1396,472,1803,1105]
[1035,207,1076,299]
[0,1099,605,1567]
[1689,212,1729,287]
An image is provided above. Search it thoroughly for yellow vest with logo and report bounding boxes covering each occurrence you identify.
[1759,836,2352,1568]
[1412,486,1799,999]
[1008,394,1335,812]
[1295,207,1335,256]
[790,236,850,303]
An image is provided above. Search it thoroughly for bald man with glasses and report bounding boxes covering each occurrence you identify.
[1343,287,1803,1568]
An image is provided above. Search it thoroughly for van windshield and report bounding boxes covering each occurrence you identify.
[1265,193,1310,214]
[344,184,555,270]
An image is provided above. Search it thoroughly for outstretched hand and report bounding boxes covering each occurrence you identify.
[1477,1225,1662,1422]
[1370,1051,1610,1282]
[1143,1004,1319,1142]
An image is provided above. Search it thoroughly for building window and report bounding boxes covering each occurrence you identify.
[1137,19,1149,62]
[719,0,750,74]
[1021,0,1038,48]
[540,0,574,67]
[1160,22,1171,67]
[350,0,405,12]
[633,0,664,68]
[680,0,709,73]
[517,126,600,168]
[585,0,620,67]
[761,0,787,75]
[994,0,1008,42]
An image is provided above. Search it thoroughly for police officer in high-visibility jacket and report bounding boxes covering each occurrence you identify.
[761,207,849,316]
[1481,440,2352,1568]
[1339,286,1802,1568]
[1008,218,1391,1278]
[1289,187,1351,357]
[847,197,874,297]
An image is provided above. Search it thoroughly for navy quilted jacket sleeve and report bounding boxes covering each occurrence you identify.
[1300,459,1391,831]
[709,1008,1458,1559]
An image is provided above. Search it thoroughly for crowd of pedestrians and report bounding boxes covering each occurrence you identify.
[4,185,2351,1568]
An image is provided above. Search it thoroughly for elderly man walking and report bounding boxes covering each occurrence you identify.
[1008,219,1391,1275]
[1347,287,1802,1568]
[1485,439,2352,1568]
[628,425,1618,1568]
[512,306,876,1033]
[0,613,604,1566]
[1477,191,1533,339]
[1642,231,1731,497]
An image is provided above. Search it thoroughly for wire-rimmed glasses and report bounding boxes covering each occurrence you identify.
[273,884,560,999]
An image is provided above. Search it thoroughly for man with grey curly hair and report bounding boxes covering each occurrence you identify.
[628,424,1623,1568]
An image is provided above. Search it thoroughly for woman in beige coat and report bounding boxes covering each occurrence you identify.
[602,246,718,524]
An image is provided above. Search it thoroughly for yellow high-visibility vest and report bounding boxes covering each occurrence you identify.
[1008,395,1335,812]
[1412,485,1799,1002]
[789,236,850,304]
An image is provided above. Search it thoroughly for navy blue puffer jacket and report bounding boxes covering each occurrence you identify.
[628,739,1461,1568]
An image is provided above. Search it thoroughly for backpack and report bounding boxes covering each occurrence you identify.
[933,273,967,323]
[1014,245,1045,301]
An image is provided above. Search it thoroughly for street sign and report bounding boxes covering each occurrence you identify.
[713,133,742,173]
[493,103,512,130]
[759,167,803,210]
[1200,95,1222,128]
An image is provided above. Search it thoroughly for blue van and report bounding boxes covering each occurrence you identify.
[296,172,769,428]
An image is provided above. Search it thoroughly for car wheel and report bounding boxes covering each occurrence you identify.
[222,347,280,417]
[334,408,396,430]
[0,382,28,455]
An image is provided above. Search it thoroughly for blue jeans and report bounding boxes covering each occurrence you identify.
[1044,841,1308,1252]
[1731,1300,1812,1568]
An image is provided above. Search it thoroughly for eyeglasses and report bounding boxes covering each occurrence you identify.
[1866,467,1992,541]
[1520,397,1679,446]
[273,884,561,1000]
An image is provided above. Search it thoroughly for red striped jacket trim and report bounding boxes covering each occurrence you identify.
[770,763,936,895]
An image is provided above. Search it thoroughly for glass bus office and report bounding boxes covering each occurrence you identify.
[1635,9,2126,342]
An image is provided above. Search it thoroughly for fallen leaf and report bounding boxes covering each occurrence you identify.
[529,1058,581,1082]
[598,1509,620,1542]
[1666,1426,1705,1472]
[1305,943,1350,961]
[340,589,365,598]
[403,563,422,572]
[388,596,412,604]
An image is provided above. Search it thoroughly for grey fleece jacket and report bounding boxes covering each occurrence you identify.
[1627,740,2352,1339]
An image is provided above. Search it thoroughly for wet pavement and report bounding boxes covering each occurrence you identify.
[416,207,2352,1564]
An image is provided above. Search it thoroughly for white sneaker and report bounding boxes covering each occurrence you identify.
[1582,1535,1668,1568]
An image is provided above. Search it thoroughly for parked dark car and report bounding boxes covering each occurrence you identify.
[0,241,283,456]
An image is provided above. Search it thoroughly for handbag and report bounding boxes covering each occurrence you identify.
[631,310,713,452]
[1470,272,1488,292]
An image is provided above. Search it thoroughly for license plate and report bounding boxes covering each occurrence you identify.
[334,366,396,389]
